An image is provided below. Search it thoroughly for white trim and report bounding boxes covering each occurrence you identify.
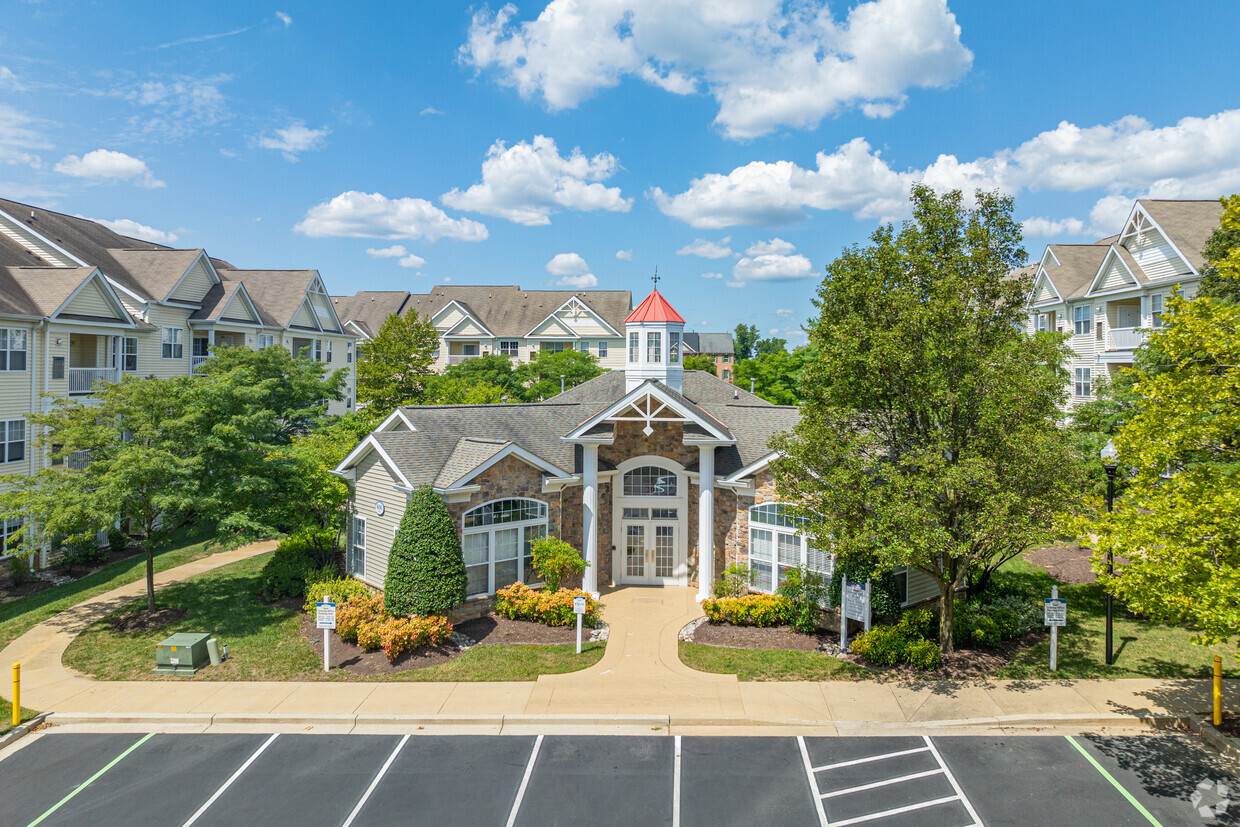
[333,435,415,489]
[1028,266,1063,307]
[1121,202,1200,276]
[164,250,220,302]
[524,295,621,338]
[375,408,417,433]
[1086,246,1139,295]
[432,300,494,337]
[103,275,152,309]
[343,319,372,340]
[291,296,324,332]
[722,451,780,484]
[0,207,89,266]
[51,270,138,326]
[1041,247,1061,267]
[563,380,733,442]
[217,282,262,324]
[444,443,571,489]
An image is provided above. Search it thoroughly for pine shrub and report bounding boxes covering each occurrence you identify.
[385,486,467,616]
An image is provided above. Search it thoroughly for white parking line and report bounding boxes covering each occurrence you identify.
[672,735,682,827]
[181,733,279,827]
[812,745,931,773]
[797,736,830,827]
[923,736,984,826]
[819,768,945,800]
[340,734,410,827]
[505,734,544,827]
[830,794,963,827]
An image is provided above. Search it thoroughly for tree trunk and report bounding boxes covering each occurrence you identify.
[938,578,955,654]
[145,544,155,613]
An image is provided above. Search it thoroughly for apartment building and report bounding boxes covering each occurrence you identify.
[682,332,735,380]
[1026,199,1223,407]
[332,286,632,371]
[0,198,357,562]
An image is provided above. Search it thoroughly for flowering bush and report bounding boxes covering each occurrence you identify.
[326,593,451,662]
[336,594,384,644]
[701,594,794,627]
[494,582,599,626]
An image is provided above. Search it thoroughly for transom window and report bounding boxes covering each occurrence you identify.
[161,327,184,359]
[747,503,833,594]
[1,517,23,559]
[462,499,549,597]
[0,329,28,371]
[622,466,678,497]
[2,419,25,464]
[1073,305,1091,336]
[621,507,678,520]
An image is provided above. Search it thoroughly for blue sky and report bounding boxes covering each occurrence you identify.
[3,1,1239,343]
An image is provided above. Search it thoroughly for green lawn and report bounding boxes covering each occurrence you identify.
[64,551,605,682]
[0,523,219,653]
[993,555,1240,680]
[679,642,869,681]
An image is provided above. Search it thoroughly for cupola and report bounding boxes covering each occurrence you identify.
[624,286,685,393]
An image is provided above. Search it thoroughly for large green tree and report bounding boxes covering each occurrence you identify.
[771,186,1080,652]
[683,353,717,373]
[1199,194,1240,304]
[733,323,759,361]
[732,346,813,405]
[1084,217,1240,658]
[357,312,440,419]
[440,353,524,399]
[754,337,788,356]
[1,377,199,611]
[515,349,602,400]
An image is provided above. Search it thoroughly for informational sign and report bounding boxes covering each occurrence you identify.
[316,601,337,630]
[573,596,587,615]
[843,581,871,625]
[1043,598,1067,627]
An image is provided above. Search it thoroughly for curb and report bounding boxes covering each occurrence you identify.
[32,710,1186,735]
[0,714,50,750]
[1183,713,1240,764]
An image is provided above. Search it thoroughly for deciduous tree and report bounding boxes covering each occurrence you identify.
[357,312,440,419]
[515,349,602,400]
[683,353,717,373]
[733,323,759,361]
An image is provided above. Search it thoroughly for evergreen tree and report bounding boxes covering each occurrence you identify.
[384,486,467,616]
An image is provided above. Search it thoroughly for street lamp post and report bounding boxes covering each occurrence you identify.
[1100,439,1119,666]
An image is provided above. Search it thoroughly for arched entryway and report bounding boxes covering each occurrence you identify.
[611,457,689,586]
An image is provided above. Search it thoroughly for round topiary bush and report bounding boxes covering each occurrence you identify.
[384,486,467,616]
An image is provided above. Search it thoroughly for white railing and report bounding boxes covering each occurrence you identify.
[1108,327,1147,351]
[67,367,115,396]
[448,354,481,366]
[191,355,209,373]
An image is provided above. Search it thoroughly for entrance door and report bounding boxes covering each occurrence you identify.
[621,509,679,585]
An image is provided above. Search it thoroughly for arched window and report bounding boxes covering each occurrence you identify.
[747,503,833,593]
[623,466,678,497]
[461,499,549,597]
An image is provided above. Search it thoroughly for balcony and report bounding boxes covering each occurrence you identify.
[448,354,480,366]
[68,367,117,396]
[1108,327,1148,351]
[191,355,209,374]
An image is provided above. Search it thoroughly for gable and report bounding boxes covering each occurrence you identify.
[61,276,125,320]
[432,302,469,330]
[219,289,260,323]
[307,283,342,333]
[1124,226,1192,281]
[445,317,491,338]
[526,315,577,338]
[1041,248,1060,267]
[290,298,318,329]
[1031,271,1060,305]
[169,258,216,304]
[1096,251,1137,291]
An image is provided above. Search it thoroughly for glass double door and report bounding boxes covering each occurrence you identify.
[622,509,678,585]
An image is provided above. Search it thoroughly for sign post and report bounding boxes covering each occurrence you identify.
[1044,586,1067,671]
[316,596,337,673]
[839,577,871,652]
[573,596,587,655]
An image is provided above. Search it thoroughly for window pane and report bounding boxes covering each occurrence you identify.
[462,532,489,566]
[464,499,547,527]
[750,560,773,593]
[777,533,800,566]
[623,466,677,497]
[494,528,519,561]
[651,508,677,520]
[466,564,488,596]
[622,508,649,520]
[749,528,773,561]
[807,548,834,577]
[523,524,545,584]
[495,559,520,590]
[647,332,661,363]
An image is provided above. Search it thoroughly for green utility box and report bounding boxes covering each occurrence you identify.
[153,632,211,675]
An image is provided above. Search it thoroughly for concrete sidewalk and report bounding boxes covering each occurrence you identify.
[2,546,1235,736]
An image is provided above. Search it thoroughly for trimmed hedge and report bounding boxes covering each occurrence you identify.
[385,487,467,617]
[850,622,942,671]
[701,594,794,627]
[494,582,599,626]
[303,575,370,614]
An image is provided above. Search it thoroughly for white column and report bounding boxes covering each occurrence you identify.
[697,445,715,602]
[583,443,599,597]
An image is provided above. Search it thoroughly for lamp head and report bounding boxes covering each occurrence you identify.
[1100,439,1119,470]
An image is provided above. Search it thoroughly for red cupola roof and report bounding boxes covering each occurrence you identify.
[624,289,685,324]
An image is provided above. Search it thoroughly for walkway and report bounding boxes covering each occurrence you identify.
[1,548,1235,735]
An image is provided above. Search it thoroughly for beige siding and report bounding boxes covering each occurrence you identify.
[290,301,316,329]
[1099,256,1134,290]
[351,451,408,587]
[309,292,341,333]
[169,259,215,304]
[63,279,122,319]
[145,306,193,379]
[1034,280,1057,304]
[1127,229,1190,281]
[220,293,259,324]
[904,567,940,606]
[0,323,36,422]
[447,319,490,337]
[435,306,466,330]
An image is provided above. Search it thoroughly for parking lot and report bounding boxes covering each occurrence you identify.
[1,731,1235,826]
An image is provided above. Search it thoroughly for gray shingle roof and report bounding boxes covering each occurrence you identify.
[218,268,317,328]
[106,248,206,302]
[330,291,412,336]
[1138,199,1223,272]
[1039,244,1110,301]
[0,266,96,317]
[683,332,734,355]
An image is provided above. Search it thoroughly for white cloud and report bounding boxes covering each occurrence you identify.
[653,109,1240,229]
[1088,195,1135,236]
[460,0,972,140]
[367,244,427,269]
[745,237,796,256]
[420,106,443,116]
[733,251,814,282]
[0,67,23,91]
[294,191,488,242]
[1021,217,1088,238]
[546,252,597,287]
[398,254,426,269]
[84,217,179,244]
[700,272,724,279]
[616,248,633,260]
[55,149,164,187]
[0,103,50,168]
[775,308,795,319]
[725,280,746,288]
[255,121,330,161]
[123,74,231,141]
[276,11,292,27]
[676,237,733,259]
[442,135,631,226]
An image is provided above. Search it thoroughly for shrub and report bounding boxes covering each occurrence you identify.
[828,555,903,621]
[713,563,751,599]
[336,594,384,644]
[494,582,600,626]
[106,528,127,555]
[701,594,793,627]
[898,608,938,641]
[777,566,831,633]
[849,625,910,667]
[303,575,370,614]
[377,615,453,662]
[280,528,340,569]
[904,638,942,670]
[356,620,383,652]
[385,487,467,616]
[8,555,32,588]
[257,538,317,601]
[63,535,108,572]
[531,536,587,592]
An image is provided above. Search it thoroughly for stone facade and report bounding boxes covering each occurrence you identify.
[443,454,558,533]
[722,470,778,574]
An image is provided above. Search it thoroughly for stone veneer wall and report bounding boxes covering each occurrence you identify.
[721,471,778,576]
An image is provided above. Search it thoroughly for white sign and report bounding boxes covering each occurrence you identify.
[843,582,870,623]
[1044,598,1067,627]
[573,596,587,615]
[316,601,337,630]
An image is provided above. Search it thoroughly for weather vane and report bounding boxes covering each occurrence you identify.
[652,267,660,287]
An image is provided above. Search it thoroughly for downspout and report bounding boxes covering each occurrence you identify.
[39,319,50,568]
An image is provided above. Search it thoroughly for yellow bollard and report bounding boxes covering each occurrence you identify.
[11,662,19,727]
[1215,655,1224,727]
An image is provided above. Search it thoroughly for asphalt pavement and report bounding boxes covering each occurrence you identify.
[1,731,1235,826]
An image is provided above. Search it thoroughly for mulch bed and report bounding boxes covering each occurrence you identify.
[691,622,834,651]
[109,606,188,633]
[0,544,146,605]
[297,611,579,676]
